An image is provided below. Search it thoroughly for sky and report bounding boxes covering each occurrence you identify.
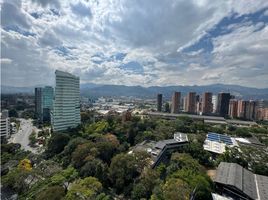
[1,0,268,88]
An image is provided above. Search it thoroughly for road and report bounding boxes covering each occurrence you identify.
[8,118,39,153]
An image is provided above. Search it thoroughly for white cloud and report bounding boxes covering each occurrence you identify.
[202,72,222,80]
[0,58,13,64]
[1,0,268,88]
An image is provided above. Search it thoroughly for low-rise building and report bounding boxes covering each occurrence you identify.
[130,133,189,168]
[203,132,238,154]
[10,122,17,134]
[235,136,265,148]
[214,162,268,200]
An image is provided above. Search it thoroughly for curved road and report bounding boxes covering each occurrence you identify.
[9,118,39,153]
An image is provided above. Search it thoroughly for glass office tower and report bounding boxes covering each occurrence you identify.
[42,86,54,122]
[52,70,81,131]
[35,87,43,121]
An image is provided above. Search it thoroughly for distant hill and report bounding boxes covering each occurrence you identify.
[1,85,35,94]
[80,83,268,100]
[2,84,268,100]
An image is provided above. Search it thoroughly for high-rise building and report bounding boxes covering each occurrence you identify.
[35,87,43,121]
[237,100,250,119]
[248,100,256,120]
[201,92,213,114]
[255,100,268,120]
[183,96,187,112]
[256,100,268,109]
[157,94,163,112]
[217,93,231,117]
[185,92,196,113]
[42,86,54,122]
[52,70,81,132]
[228,99,238,118]
[171,92,181,113]
[237,100,245,118]
[244,101,251,120]
[212,95,218,113]
[256,108,268,121]
[35,86,54,122]
[0,110,10,138]
[196,95,201,114]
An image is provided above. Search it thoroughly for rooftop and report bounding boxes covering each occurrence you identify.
[55,70,79,79]
[130,132,189,167]
[207,132,233,145]
[203,133,238,154]
[211,193,233,200]
[147,112,258,126]
[226,120,257,126]
[147,111,225,121]
[215,162,268,200]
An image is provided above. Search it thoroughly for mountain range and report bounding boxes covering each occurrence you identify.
[2,84,268,100]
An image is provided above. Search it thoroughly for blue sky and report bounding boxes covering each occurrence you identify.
[1,0,268,88]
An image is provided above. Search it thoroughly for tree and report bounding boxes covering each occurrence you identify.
[61,137,87,166]
[216,147,248,168]
[131,169,161,200]
[51,167,78,190]
[9,109,18,117]
[21,110,35,119]
[2,168,37,194]
[167,153,202,175]
[234,127,252,137]
[18,159,32,171]
[109,153,140,194]
[183,142,213,167]
[65,177,102,200]
[171,170,213,200]
[29,131,37,147]
[95,141,117,163]
[192,175,213,200]
[165,102,170,113]
[162,178,190,200]
[71,142,95,168]
[103,133,120,147]
[79,158,108,184]
[1,143,21,154]
[252,163,268,176]
[36,160,62,177]
[36,186,65,200]
[135,130,156,143]
[63,137,87,156]
[84,120,109,135]
[81,111,94,124]
[46,133,70,157]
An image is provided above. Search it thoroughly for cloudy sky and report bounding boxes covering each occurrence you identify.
[1,0,268,88]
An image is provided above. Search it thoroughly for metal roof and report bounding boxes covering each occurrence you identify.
[215,162,268,200]
[147,111,225,121]
[174,132,188,142]
[154,133,188,150]
[256,175,268,200]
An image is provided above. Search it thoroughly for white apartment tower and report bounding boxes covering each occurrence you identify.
[52,70,81,132]
[0,110,10,138]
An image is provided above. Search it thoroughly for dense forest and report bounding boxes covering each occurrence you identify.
[1,112,268,200]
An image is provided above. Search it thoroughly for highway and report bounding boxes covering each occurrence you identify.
[8,118,39,153]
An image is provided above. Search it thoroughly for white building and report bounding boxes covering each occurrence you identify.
[51,70,81,132]
[212,95,218,113]
[203,132,238,154]
[0,110,10,138]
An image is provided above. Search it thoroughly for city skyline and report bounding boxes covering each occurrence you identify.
[1,0,268,88]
